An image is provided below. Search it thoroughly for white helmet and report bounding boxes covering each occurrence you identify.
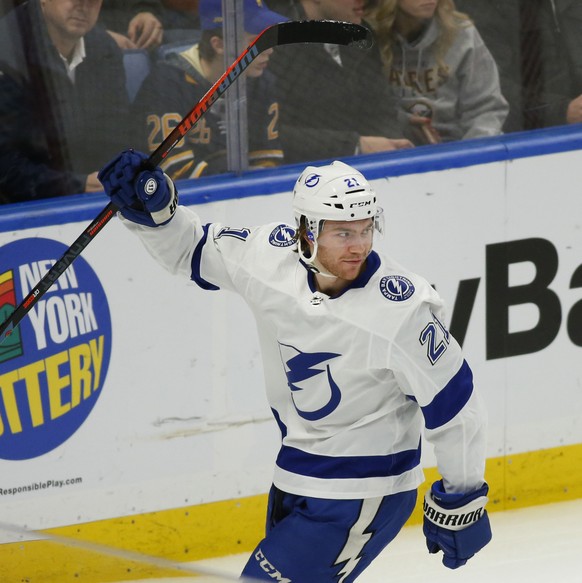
[292,161,383,265]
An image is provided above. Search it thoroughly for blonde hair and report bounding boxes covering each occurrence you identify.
[367,0,471,72]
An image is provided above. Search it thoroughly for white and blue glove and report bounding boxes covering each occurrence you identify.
[423,480,492,569]
[98,149,178,227]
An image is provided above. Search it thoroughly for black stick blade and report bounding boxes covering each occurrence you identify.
[262,20,374,51]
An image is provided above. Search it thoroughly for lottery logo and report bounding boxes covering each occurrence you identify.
[0,238,112,460]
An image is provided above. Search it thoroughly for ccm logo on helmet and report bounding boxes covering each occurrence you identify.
[350,201,371,208]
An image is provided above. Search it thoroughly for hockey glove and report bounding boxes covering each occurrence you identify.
[98,149,178,227]
[423,480,491,569]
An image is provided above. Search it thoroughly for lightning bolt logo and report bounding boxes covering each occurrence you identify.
[379,275,415,302]
[269,224,296,248]
[334,498,382,582]
[305,173,321,188]
[278,343,342,421]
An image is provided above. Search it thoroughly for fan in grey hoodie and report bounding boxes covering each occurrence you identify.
[369,0,509,145]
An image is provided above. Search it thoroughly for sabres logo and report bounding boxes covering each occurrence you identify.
[379,275,415,302]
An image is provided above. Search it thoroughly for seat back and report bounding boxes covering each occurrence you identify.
[123,49,151,102]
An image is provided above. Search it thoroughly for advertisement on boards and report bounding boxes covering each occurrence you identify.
[0,146,580,534]
[0,238,112,462]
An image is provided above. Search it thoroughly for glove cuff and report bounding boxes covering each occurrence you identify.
[148,174,178,226]
[423,488,488,532]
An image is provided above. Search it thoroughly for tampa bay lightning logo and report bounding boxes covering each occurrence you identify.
[379,275,415,302]
[269,224,296,247]
[278,343,342,421]
[305,173,321,188]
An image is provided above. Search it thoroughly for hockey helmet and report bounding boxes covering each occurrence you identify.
[292,161,383,265]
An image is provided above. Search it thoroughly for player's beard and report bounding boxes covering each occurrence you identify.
[314,247,370,282]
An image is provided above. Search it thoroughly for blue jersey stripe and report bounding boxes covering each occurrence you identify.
[421,360,474,430]
[271,407,288,439]
[276,442,421,480]
[190,223,220,291]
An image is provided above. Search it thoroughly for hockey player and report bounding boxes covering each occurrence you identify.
[132,0,284,178]
[98,150,492,582]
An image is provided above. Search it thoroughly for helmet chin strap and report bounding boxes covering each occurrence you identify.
[297,239,338,279]
[308,261,338,279]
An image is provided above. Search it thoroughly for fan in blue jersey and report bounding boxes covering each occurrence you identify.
[132,0,284,179]
[99,149,492,581]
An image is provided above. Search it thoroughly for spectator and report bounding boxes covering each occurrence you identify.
[367,0,508,145]
[453,1,522,132]
[161,0,200,43]
[99,0,164,49]
[268,0,412,166]
[264,0,294,13]
[456,0,582,132]
[0,0,131,203]
[132,0,285,178]
[0,0,19,17]
[548,0,582,126]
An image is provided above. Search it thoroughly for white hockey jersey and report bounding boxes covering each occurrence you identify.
[125,206,487,499]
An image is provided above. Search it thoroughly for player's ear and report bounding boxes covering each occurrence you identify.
[303,231,316,254]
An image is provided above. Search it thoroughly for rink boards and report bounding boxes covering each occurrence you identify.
[0,125,581,581]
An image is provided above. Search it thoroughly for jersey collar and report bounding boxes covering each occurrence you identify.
[302,251,381,298]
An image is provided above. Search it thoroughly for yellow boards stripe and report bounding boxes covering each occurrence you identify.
[1,443,581,582]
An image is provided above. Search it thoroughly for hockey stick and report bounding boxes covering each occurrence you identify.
[0,20,372,345]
